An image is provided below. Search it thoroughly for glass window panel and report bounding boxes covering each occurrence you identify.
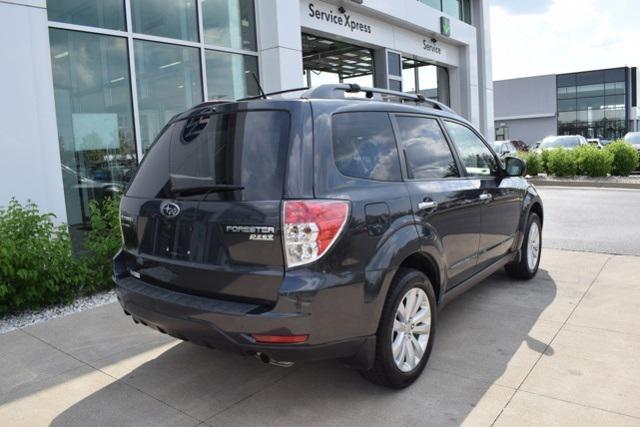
[576,84,604,98]
[605,68,626,83]
[605,109,625,121]
[418,0,441,10]
[332,112,402,182]
[605,95,626,109]
[577,110,604,123]
[576,70,604,86]
[131,0,198,41]
[605,82,625,96]
[396,116,459,180]
[462,0,472,24]
[558,112,577,125]
[47,0,125,30]
[49,29,136,229]
[576,97,605,111]
[557,74,577,88]
[202,0,257,51]
[134,40,202,152]
[205,50,258,101]
[558,98,577,112]
[444,121,497,177]
[388,52,401,77]
[389,80,402,91]
[442,0,461,18]
[557,86,576,100]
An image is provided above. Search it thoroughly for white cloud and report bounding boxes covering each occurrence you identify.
[490,0,640,81]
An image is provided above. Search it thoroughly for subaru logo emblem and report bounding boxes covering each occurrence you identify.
[160,201,180,218]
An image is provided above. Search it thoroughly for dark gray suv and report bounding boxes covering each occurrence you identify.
[114,84,543,388]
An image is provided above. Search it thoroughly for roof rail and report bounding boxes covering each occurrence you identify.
[301,84,455,113]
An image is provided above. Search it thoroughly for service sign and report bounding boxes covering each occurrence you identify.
[300,0,459,67]
[306,2,372,34]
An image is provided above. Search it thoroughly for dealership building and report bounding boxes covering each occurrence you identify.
[494,67,639,145]
[0,0,493,231]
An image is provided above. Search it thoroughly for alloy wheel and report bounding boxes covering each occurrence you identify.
[391,287,431,372]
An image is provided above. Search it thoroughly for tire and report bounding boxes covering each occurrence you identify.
[360,268,437,389]
[505,213,542,280]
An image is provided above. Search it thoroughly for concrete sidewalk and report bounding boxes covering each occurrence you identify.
[1,249,639,426]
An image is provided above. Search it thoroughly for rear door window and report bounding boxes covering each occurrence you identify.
[332,112,402,181]
[395,116,459,180]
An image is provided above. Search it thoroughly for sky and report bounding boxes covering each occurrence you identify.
[490,0,640,81]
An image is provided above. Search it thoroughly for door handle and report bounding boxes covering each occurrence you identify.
[418,200,438,211]
[479,193,492,201]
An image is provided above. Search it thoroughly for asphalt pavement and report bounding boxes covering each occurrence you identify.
[537,186,640,256]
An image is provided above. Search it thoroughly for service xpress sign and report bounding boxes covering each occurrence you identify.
[307,2,372,34]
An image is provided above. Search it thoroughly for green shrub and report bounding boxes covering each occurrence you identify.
[540,149,551,174]
[605,140,639,176]
[518,151,542,176]
[0,199,87,315]
[83,196,122,292]
[546,148,577,177]
[574,145,613,177]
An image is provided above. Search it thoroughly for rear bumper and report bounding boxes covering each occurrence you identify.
[114,274,375,367]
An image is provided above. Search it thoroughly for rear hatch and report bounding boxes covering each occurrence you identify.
[120,106,291,305]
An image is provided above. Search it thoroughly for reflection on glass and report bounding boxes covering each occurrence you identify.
[202,0,257,51]
[558,112,577,124]
[397,116,459,179]
[576,84,604,98]
[387,52,401,77]
[134,40,202,152]
[205,50,258,100]
[132,0,198,41]
[557,70,629,140]
[333,112,402,181]
[557,86,576,99]
[47,0,125,30]
[442,0,461,18]
[605,82,625,96]
[49,29,136,229]
[402,59,447,104]
[576,97,605,111]
[558,99,577,112]
[418,0,440,9]
[444,121,497,177]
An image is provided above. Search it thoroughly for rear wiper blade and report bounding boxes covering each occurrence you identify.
[169,174,244,195]
[170,183,244,195]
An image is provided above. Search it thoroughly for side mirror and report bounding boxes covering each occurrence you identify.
[504,156,526,177]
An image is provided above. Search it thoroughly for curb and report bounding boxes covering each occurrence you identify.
[528,179,640,190]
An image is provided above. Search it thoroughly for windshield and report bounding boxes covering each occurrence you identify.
[126,110,290,200]
[540,136,581,149]
[625,133,640,145]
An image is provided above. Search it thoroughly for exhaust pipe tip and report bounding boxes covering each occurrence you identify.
[255,352,295,368]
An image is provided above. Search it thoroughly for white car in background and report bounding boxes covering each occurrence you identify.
[624,132,640,152]
[535,135,588,153]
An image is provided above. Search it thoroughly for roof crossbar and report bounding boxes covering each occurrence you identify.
[301,84,455,113]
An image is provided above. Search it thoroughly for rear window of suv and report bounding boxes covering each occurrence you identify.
[332,112,402,181]
[126,110,290,200]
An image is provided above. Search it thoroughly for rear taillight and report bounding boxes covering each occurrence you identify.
[283,200,350,268]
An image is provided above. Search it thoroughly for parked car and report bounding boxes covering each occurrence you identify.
[587,138,604,149]
[624,132,640,152]
[536,135,588,152]
[113,84,544,389]
[510,139,530,152]
[493,140,518,158]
